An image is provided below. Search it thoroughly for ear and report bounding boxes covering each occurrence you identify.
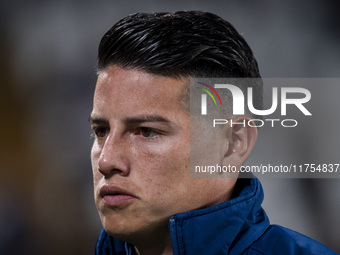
[221,116,258,169]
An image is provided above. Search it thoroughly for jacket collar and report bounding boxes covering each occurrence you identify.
[168,177,269,255]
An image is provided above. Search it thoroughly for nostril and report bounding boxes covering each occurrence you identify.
[98,165,129,178]
[98,166,106,175]
[97,148,131,177]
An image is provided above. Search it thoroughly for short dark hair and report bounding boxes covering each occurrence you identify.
[97,11,263,115]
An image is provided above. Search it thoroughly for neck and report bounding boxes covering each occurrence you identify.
[134,231,172,255]
[128,221,173,255]
[134,234,173,255]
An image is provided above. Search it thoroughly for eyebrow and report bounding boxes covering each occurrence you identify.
[123,115,169,124]
[88,116,109,125]
[88,114,169,125]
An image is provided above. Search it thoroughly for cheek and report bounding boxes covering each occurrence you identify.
[91,144,101,179]
[137,149,189,180]
[137,143,191,202]
[133,137,187,176]
[143,156,211,215]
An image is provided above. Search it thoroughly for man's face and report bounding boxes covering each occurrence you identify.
[90,66,234,240]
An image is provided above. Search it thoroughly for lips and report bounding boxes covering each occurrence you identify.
[99,185,137,206]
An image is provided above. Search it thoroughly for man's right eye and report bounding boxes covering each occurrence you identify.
[92,127,109,138]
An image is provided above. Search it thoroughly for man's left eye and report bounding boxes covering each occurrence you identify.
[139,127,158,138]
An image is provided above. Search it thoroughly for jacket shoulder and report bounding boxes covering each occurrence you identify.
[246,225,338,255]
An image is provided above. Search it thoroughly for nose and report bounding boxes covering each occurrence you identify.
[97,133,130,177]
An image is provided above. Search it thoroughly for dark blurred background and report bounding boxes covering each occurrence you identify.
[1,0,339,254]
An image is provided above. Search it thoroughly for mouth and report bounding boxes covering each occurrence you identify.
[99,186,138,206]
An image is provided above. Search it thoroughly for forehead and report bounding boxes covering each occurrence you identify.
[93,66,189,116]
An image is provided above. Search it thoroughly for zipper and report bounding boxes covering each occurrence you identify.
[169,217,180,255]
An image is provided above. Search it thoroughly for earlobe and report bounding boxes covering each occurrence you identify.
[223,116,258,167]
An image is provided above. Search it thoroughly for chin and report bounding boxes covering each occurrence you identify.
[100,213,142,239]
[102,213,169,244]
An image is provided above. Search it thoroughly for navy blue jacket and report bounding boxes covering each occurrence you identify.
[95,178,337,254]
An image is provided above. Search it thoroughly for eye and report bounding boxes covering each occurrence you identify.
[92,127,109,138]
[139,127,159,138]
